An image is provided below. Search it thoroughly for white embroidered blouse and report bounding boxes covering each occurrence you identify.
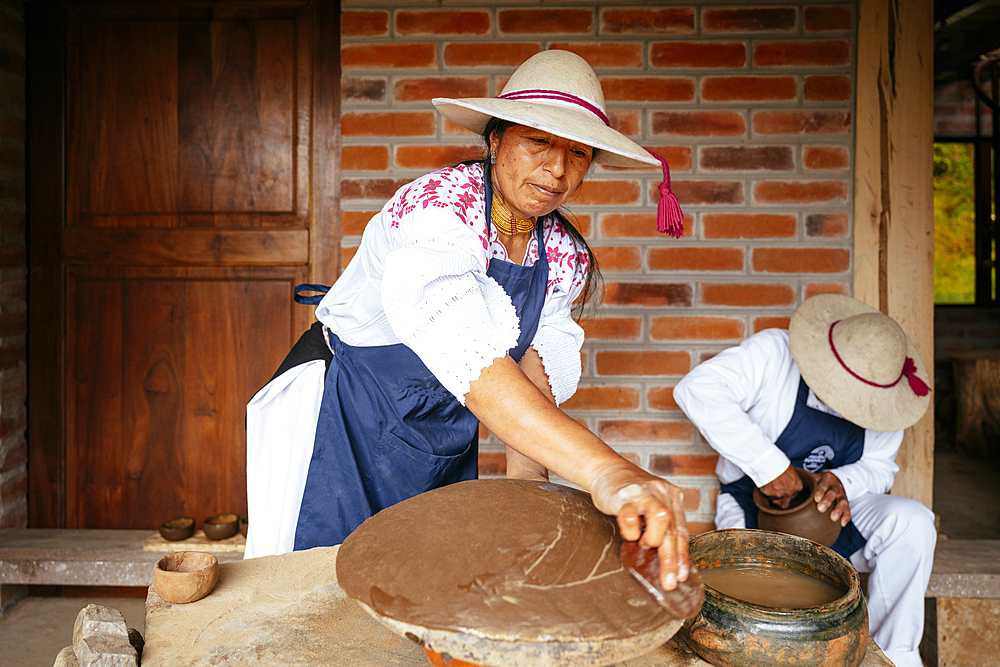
[315,162,588,406]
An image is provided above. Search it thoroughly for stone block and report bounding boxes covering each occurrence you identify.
[935,597,1000,667]
[73,604,127,644]
[53,647,79,667]
[75,634,138,667]
[72,604,137,667]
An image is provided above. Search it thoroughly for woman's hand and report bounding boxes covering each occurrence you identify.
[589,462,690,591]
[759,465,803,508]
[813,471,851,526]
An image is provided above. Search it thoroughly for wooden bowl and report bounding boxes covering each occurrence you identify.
[203,513,239,540]
[158,517,195,541]
[153,552,219,604]
[239,516,248,537]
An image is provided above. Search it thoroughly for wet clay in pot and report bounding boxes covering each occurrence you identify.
[337,479,700,667]
[753,467,841,547]
[680,529,867,667]
[699,563,843,608]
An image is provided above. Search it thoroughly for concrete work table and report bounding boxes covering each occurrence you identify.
[0,529,244,587]
[2,529,997,598]
[138,545,894,667]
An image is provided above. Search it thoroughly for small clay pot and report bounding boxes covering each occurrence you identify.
[203,513,239,540]
[753,467,841,547]
[153,551,219,604]
[239,516,248,537]
[679,529,867,667]
[158,517,195,541]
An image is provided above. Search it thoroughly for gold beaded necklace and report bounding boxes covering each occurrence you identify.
[491,196,536,235]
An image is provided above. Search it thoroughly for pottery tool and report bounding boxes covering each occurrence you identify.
[620,541,705,619]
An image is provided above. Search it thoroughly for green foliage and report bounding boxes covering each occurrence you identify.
[933,143,977,304]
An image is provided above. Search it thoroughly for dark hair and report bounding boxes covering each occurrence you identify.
[468,117,603,318]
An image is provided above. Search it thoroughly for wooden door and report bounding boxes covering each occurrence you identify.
[27,1,340,529]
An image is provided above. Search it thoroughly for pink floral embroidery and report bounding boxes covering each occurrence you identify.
[389,164,488,249]
[387,163,586,296]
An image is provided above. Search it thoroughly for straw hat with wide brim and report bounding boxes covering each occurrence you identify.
[788,294,931,432]
[432,50,660,169]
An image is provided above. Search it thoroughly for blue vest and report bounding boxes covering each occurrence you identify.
[290,164,551,549]
[719,377,867,558]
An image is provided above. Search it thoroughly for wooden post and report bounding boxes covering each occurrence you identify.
[854,0,935,507]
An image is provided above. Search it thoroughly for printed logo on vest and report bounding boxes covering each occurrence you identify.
[802,445,835,472]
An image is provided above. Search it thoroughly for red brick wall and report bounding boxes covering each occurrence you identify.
[0,0,26,530]
[934,79,994,138]
[341,1,856,534]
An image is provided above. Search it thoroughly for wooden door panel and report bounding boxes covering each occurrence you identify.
[67,269,302,529]
[72,13,299,222]
[28,0,339,529]
[75,20,178,215]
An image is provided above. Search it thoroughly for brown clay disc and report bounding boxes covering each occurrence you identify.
[337,479,684,643]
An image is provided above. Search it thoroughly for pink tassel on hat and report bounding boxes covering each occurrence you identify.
[645,149,684,238]
[901,357,931,397]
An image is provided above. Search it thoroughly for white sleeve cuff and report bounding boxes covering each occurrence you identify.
[743,446,793,489]
[382,245,520,404]
[532,321,584,406]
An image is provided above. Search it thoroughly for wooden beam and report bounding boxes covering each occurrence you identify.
[854,0,935,507]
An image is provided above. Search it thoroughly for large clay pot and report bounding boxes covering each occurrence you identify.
[753,467,841,547]
[679,529,868,667]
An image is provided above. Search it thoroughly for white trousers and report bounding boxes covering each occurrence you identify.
[244,360,326,560]
[716,492,936,667]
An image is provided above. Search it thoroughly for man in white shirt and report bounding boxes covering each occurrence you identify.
[674,294,936,667]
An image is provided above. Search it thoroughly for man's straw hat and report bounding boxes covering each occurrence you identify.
[789,295,931,432]
[433,50,660,169]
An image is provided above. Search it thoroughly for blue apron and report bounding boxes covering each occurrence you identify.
[719,377,867,558]
[289,165,550,549]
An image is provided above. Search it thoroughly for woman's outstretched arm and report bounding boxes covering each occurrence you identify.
[465,353,690,590]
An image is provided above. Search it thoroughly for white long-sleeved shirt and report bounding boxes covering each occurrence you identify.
[672,328,901,501]
[315,162,588,406]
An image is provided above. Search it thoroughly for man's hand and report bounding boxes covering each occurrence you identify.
[813,471,851,526]
[759,465,803,508]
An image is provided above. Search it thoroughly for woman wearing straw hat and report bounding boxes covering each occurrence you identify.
[245,50,691,591]
[674,294,936,667]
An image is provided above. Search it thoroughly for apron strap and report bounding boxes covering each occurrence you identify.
[294,283,331,305]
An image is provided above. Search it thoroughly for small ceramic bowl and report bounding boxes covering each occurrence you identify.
[158,517,195,541]
[153,551,219,604]
[239,516,248,537]
[203,513,239,540]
